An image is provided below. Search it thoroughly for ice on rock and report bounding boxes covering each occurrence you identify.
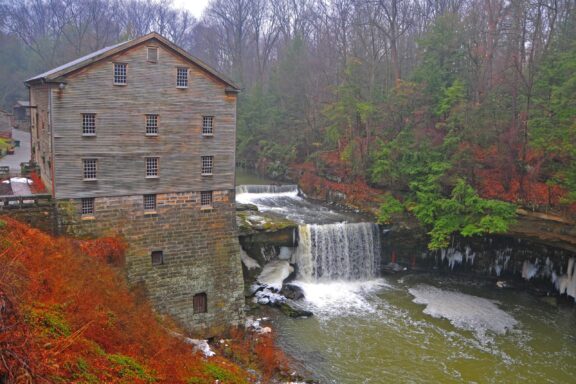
[554,258,576,301]
[240,249,260,270]
[521,260,539,280]
[257,260,293,291]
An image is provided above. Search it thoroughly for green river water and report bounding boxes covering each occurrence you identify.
[235,169,576,383]
[270,274,576,384]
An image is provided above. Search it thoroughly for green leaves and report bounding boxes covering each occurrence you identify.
[412,179,517,250]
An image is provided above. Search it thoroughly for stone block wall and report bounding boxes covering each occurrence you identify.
[57,189,245,336]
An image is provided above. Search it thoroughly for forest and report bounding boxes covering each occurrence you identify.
[0,0,575,245]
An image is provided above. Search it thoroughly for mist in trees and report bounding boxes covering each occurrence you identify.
[0,0,574,217]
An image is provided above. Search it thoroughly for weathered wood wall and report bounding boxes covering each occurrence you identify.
[49,38,237,199]
[30,84,53,193]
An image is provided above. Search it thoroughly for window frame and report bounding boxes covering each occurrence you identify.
[147,46,158,63]
[200,191,213,209]
[193,292,207,314]
[145,114,159,136]
[113,62,127,85]
[151,250,164,266]
[82,158,98,181]
[145,156,159,178]
[143,194,157,212]
[82,113,96,136]
[81,197,95,216]
[202,116,214,136]
[201,156,213,176]
[176,67,189,88]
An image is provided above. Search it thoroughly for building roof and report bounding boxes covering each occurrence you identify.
[25,32,240,91]
[14,101,30,107]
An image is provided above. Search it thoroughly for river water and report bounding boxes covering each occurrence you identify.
[272,274,576,383]
[235,173,576,383]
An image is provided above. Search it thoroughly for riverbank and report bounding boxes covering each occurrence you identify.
[277,159,576,253]
[0,216,294,383]
[233,186,576,384]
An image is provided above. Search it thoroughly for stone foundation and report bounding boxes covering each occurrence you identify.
[56,189,245,336]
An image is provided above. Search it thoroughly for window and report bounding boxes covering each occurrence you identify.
[82,113,96,135]
[146,157,159,177]
[147,47,158,62]
[83,159,97,180]
[200,191,213,209]
[193,293,207,313]
[151,250,163,266]
[176,67,188,87]
[146,114,158,135]
[81,198,95,215]
[143,194,156,211]
[201,156,213,176]
[202,116,214,136]
[114,63,127,84]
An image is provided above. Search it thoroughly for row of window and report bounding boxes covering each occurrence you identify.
[82,156,213,180]
[81,191,213,215]
[113,62,190,88]
[82,113,214,136]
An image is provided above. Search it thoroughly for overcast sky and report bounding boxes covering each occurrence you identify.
[172,0,210,18]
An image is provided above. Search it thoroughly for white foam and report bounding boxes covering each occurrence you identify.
[292,279,389,317]
[409,284,517,341]
[236,190,300,206]
[257,260,293,290]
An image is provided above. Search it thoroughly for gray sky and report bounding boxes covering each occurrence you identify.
[172,0,210,18]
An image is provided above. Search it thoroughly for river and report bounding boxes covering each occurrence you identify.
[235,174,576,383]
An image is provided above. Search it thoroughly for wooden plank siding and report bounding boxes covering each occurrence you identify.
[30,84,54,193]
[49,39,237,199]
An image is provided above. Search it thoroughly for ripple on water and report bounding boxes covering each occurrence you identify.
[408,284,518,343]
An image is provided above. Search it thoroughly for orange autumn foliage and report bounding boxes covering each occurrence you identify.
[293,150,382,206]
[0,217,264,383]
[28,171,47,194]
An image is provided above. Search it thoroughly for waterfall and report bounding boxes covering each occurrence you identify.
[235,184,299,194]
[293,222,381,282]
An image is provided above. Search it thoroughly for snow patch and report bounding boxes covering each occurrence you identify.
[2,177,32,184]
[183,338,215,357]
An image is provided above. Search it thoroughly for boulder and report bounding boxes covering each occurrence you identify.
[281,283,305,300]
[236,203,259,211]
[278,302,313,318]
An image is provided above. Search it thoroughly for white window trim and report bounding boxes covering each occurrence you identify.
[82,159,98,181]
[201,156,213,176]
[176,67,189,88]
[202,116,214,137]
[113,62,127,86]
[145,156,159,178]
[81,197,95,218]
[82,113,96,137]
[145,114,159,136]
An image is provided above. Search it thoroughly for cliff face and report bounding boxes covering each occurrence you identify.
[509,210,576,253]
[289,161,576,253]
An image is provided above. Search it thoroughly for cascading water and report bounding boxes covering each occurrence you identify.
[235,184,300,194]
[236,184,360,224]
[293,222,381,282]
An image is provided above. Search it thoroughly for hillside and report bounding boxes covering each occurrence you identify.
[0,217,287,384]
